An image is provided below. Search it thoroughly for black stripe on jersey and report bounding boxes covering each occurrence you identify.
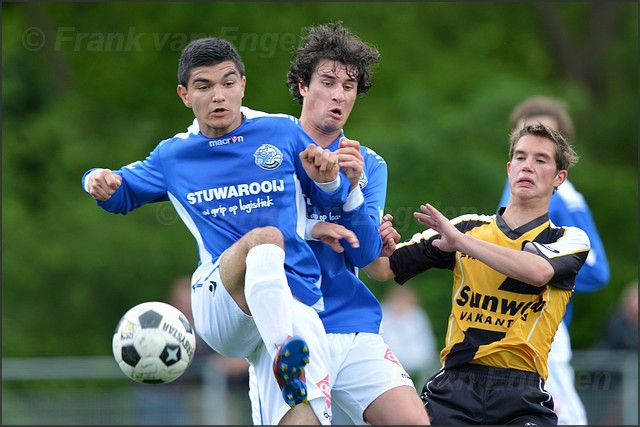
[444,327,506,369]
[498,230,550,294]
[455,217,493,234]
[530,225,566,246]
[498,277,545,295]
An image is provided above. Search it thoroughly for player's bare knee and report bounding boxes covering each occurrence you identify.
[247,226,284,249]
[279,403,321,425]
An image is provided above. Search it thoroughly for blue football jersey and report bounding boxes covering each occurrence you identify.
[83,112,350,308]
[306,135,387,334]
[183,108,388,333]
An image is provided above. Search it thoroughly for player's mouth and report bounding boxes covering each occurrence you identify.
[329,107,343,120]
[210,107,228,117]
[517,177,535,187]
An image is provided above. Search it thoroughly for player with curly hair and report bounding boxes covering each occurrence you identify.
[250,22,430,425]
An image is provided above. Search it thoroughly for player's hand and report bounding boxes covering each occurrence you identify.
[414,203,461,252]
[311,221,360,253]
[87,169,122,201]
[336,137,364,191]
[300,144,340,183]
[379,213,401,257]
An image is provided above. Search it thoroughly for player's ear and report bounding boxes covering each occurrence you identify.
[177,85,191,108]
[554,169,567,187]
[298,79,308,97]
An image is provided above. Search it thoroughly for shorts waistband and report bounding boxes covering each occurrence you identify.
[446,363,542,385]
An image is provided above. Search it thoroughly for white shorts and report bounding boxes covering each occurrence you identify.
[190,259,260,358]
[249,331,415,425]
[328,332,416,424]
[191,260,332,425]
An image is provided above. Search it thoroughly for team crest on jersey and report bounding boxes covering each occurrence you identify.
[254,144,283,170]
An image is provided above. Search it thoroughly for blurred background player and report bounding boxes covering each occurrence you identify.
[596,280,638,350]
[498,96,610,425]
[592,280,638,424]
[380,286,439,388]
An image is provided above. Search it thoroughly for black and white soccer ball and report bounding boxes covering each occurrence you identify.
[112,301,196,384]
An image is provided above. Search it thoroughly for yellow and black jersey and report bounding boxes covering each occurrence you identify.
[389,208,590,380]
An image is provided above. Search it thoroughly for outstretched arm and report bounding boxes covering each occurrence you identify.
[415,203,555,286]
[363,257,394,282]
[82,147,169,214]
[551,199,610,292]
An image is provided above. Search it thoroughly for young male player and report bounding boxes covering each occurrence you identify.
[498,96,610,424]
[366,123,590,425]
[258,22,430,425]
[83,37,357,425]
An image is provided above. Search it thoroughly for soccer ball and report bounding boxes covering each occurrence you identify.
[112,301,196,384]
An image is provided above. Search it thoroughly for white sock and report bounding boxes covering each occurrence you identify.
[244,244,292,359]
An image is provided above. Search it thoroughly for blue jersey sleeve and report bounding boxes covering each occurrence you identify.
[293,152,350,212]
[338,147,386,267]
[84,143,170,215]
[291,124,350,210]
[549,192,610,293]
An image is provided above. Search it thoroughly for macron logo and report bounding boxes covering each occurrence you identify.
[208,135,243,147]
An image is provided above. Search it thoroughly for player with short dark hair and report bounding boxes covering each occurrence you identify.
[83,37,359,425]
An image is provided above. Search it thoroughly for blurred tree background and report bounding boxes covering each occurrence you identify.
[2,2,637,358]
